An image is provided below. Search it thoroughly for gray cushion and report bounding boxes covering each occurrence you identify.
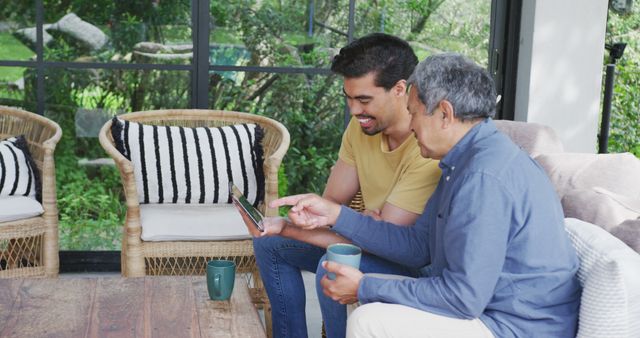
[611,219,640,253]
[562,187,640,231]
[494,120,564,156]
[535,152,640,200]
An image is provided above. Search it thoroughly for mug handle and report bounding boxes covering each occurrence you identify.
[214,274,221,297]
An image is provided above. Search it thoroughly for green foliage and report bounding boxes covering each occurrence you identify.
[47,109,124,250]
[605,8,640,157]
[354,0,490,65]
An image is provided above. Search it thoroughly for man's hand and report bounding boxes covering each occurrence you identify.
[319,260,364,305]
[260,217,288,236]
[233,202,287,237]
[270,193,342,229]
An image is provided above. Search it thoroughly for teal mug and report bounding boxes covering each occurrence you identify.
[326,243,362,280]
[206,260,236,301]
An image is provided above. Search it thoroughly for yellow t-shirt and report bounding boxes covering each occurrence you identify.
[338,118,441,214]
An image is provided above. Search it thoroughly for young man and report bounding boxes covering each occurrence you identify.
[270,53,582,338]
[245,34,441,338]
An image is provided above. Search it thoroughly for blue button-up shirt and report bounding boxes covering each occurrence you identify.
[333,119,581,338]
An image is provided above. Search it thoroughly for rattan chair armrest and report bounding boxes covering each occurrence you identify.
[42,120,62,151]
[38,119,61,216]
[98,119,141,228]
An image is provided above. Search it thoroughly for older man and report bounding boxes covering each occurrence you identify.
[270,53,581,338]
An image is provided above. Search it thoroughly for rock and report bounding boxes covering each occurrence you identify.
[12,25,54,50]
[47,13,108,51]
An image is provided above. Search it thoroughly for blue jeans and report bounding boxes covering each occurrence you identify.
[253,236,416,338]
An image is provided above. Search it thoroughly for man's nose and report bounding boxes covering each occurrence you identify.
[348,103,363,116]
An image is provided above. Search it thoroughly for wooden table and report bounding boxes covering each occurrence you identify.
[0,276,266,338]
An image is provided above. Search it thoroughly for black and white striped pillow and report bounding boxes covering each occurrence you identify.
[111,117,265,206]
[0,135,41,202]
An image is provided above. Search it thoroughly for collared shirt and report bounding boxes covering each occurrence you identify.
[333,118,581,338]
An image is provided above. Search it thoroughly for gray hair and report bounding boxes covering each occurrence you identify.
[408,53,497,121]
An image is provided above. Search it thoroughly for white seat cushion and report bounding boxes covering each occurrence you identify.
[0,196,44,223]
[564,218,640,338]
[140,204,251,241]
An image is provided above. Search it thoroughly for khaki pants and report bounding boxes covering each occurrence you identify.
[346,302,495,338]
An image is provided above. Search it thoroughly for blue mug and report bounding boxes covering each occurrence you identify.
[326,243,362,280]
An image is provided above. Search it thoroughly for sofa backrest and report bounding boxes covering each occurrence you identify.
[494,120,564,157]
[495,120,640,253]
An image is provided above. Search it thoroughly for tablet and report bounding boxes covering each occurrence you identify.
[229,182,264,232]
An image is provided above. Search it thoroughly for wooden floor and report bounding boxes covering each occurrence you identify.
[0,276,266,338]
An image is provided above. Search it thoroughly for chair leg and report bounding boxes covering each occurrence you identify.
[265,301,273,338]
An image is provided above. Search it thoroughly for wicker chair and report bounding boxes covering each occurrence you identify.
[99,109,289,334]
[0,105,62,278]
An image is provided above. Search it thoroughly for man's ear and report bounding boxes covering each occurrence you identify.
[439,100,455,128]
[393,79,407,96]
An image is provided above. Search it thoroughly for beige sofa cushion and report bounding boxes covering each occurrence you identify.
[564,218,640,338]
[494,120,564,156]
[611,219,640,253]
[140,204,251,241]
[535,152,640,199]
[562,187,640,230]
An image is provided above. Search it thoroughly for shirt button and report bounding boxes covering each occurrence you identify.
[451,166,455,171]
[446,176,450,181]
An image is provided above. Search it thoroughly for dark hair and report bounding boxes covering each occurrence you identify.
[408,53,497,121]
[331,33,418,90]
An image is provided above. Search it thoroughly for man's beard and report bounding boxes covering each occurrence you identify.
[361,124,383,136]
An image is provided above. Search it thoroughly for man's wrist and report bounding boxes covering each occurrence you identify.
[329,203,342,225]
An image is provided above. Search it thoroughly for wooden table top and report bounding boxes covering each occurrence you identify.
[0,276,266,338]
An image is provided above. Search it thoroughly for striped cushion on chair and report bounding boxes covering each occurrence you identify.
[110,117,264,206]
[0,135,41,202]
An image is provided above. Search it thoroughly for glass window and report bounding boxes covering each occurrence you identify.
[209,1,349,68]
[0,66,36,110]
[355,0,491,66]
[604,7,640,157]
[208,71,343,194]
[0,2,36,61]
[43,0,192,64]
[44,68,191,250]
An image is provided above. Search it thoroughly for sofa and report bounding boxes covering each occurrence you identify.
[494,120,640,253]
[494,120,640,338]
